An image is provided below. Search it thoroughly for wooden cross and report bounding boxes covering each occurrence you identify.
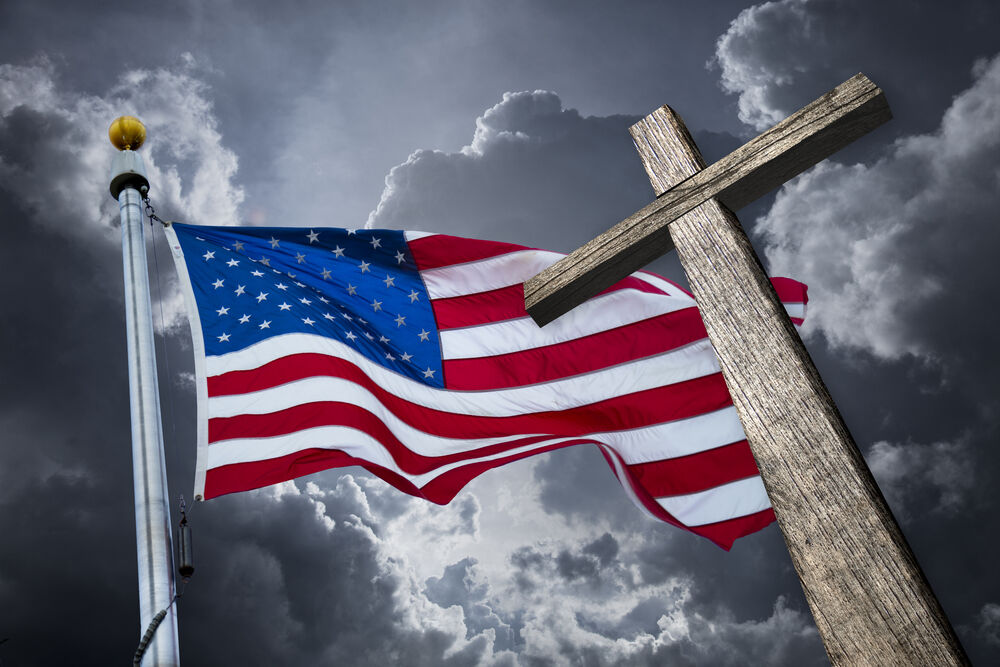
[525,74,969,665]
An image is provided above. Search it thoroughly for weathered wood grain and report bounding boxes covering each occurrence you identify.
[629,106,968,665]
[524,73,890,326]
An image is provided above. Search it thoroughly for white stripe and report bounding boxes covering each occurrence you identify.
[421,249,563,298]
[784,303,805,320]
[657,476,771,526]
[601,407,746,465]
[404,230,437,242]
[439,288,696,359]
[206,333,721,417]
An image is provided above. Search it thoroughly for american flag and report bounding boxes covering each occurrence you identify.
[166,223,807,549]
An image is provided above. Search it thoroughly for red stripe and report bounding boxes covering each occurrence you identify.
[408,234,529,270]
[443,307,707,390]
[771,277,808,304]
[598,446,775,550]
[432,284,528,329]
[625,440,759,497]
[431,277,669,330]
[205,448,424,500]
[208,354,734,438]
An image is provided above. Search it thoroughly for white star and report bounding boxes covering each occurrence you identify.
[379,335,390,344]
[259,320,271,329]
[234,285,246,296]
[342,312,353,321]
[299,297,312,305]
[238,314,251,324]
[233,240,245,251]
[359,260,371,273]
[408,290,420,303]
[216,306,230,316]
[260,257,271,267]
[226,258,239,267]
[346,284,357,296]
[394,314,406,327]
[318,296,329,304]
[418,329,430,342]
[321,268,332,280]
[332,245,345,258]
[383,275,396,288]
[422,367,436,379]
[269,237,280,248]
[400,351,413,362]
[369,237,381,249]
[278,302,292,311]
[275,282,288,291]
[294,281,306,288]
[323,313,336,321]
[371,299,382,312]
[256,291,269,303]
[302,317,315,326]
[195,236,205,241]
[251,270,264,277]
[295,252,306,264]
[358,318,367,325]
[217,333,230,342]
[364,332,374,340]
[385,353,395,361]
[212,278,224,289]
[346,228,357,235]
[202,250,215,261]
[345,331,357,341]
[307,230,320,243]
[395,250,406,264]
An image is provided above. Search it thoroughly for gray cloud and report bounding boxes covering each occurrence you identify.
[757,54,1000,381]
[712,0,1000,137]
[866,437,976,522]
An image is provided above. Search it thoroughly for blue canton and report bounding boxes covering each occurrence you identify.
[171,223,443,388]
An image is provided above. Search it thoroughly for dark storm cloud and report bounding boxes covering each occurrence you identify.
[713,0,1000,138]
[500,531,822,666]
[425,557,521,652]
[367,90,656,255]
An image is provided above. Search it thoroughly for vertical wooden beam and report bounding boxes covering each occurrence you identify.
[630,107,968,666]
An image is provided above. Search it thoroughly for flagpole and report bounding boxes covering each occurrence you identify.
[109,116,180,666]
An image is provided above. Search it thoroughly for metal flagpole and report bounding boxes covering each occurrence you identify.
[109,116,180,666]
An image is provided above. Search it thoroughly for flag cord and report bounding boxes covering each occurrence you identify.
[132,581,187,666]
[132,494,193,665]
[144,196,181,488]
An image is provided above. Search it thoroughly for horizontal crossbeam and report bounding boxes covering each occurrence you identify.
[524,73,890,326]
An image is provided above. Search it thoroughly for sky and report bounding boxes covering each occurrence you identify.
[1,0,999,664]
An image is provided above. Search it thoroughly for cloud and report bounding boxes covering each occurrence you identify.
[755,53,1000,385]
[366,90,662,258]
[711,0,1000,135]
[866,437,976,522]
[0,56,243,241]
[975,603,1000,647]
[503,535,822,666]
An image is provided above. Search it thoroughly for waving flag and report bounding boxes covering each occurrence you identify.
[166,223,806,549]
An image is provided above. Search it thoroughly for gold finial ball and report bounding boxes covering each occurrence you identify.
[109,116,146,151]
